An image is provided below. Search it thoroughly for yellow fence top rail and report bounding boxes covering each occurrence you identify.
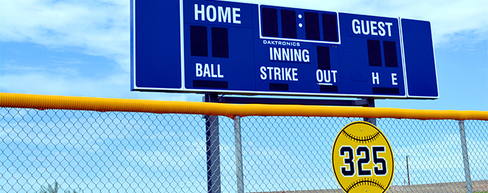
[1,93,487,120]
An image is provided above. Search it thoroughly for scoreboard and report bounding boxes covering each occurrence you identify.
[131,0,439,99]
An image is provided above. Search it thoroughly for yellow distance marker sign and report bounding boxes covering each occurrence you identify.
[332,121,394,193]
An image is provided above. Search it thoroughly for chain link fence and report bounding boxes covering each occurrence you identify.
[1,98,487,192]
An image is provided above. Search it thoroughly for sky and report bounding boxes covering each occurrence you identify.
[0,0,487,111]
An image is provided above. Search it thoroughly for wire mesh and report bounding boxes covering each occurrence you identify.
[1,107,487,193]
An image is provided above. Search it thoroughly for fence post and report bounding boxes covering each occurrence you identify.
[406,155,411,186]
[234,116,245,193]
[205,94,221,193]
[458,120,473,193]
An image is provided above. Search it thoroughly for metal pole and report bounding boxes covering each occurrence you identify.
[363,98,376,125]
[205,94,221,193]
[406,155,410,186]
[234,116,244,193]
[459,120,473,193]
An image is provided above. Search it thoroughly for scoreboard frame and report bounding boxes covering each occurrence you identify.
[130,0,439,99]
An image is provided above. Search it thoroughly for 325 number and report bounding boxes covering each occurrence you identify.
[339,146,387,177]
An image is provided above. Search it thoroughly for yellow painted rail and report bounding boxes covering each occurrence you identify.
[1,93,487,120]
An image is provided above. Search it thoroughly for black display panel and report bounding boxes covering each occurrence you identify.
[190,25,208,57]
[305,12,320,40]
[320,85,339,93]
[383,41,398,67]
[194,80,228,89]
[322,13,339,42]
[281,9,297,38]
[368,40,382,66]
[317,46,331,70]
[261,8,279,37]
[212,27,229,58]
[373,87,400,95]
[270,83,289,91]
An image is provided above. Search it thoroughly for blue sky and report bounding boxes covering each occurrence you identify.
[0,0,487,110]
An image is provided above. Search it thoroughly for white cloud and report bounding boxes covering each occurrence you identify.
[0,70,200,101]
[0,71,120,95]
[0,0,130,70]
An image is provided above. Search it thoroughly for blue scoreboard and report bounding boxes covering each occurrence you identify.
[131,0,439,99]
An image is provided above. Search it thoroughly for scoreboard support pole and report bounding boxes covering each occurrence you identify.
[234,115,245,193]
[204,94,222,193]
[362,98,377,125]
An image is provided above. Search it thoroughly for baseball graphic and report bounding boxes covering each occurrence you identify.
[332,121,394,193]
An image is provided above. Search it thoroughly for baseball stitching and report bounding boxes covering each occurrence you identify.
[346,179,385,193]
[342,130,380,143]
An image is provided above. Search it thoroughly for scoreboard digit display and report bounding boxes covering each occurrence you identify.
[131,0,439,99]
